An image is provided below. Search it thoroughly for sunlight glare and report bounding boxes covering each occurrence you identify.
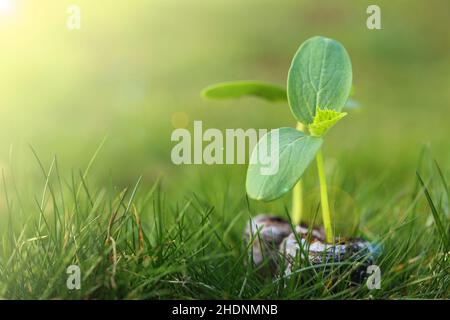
[0,0,13,15]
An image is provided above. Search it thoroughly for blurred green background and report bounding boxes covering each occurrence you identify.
[0,0,449,204]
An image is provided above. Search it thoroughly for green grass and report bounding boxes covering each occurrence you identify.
[0,146,448,299]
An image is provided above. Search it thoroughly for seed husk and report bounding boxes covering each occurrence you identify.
[244,214,378,285]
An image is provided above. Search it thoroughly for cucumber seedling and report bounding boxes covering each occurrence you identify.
[202,36,353,243]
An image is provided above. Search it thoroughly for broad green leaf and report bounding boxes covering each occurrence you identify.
[287,36,353,124]
[201,81,287,103]
[309,108,347,137]
[246,128,322,201]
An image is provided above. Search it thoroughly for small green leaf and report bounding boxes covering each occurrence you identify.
[246,128,323,201]
[201,81,287,103]
[309,108,347,137]
[287,36,353,124]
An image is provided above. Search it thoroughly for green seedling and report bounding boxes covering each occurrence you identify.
[202,36,353,243]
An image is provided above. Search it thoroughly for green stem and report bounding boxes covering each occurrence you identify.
[316,149,334,243]
[292,122,305,225]
[292,180,303,225]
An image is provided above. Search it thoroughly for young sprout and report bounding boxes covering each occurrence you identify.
[202,36,353,243]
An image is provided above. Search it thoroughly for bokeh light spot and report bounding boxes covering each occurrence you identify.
[171,112,189,128]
